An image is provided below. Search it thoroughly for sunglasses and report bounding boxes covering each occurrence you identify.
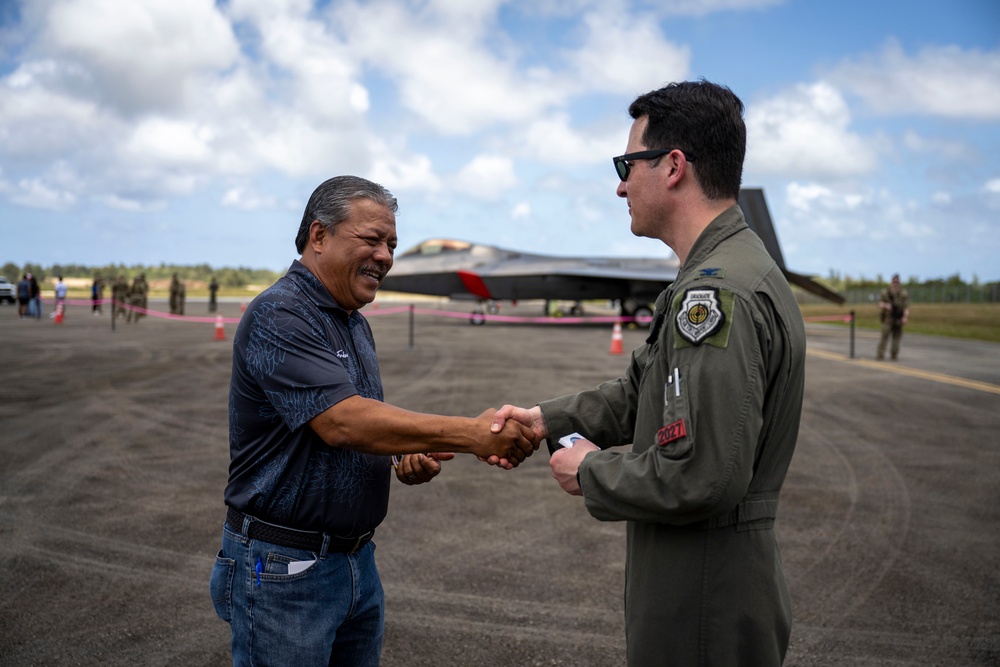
[612,149,695,182]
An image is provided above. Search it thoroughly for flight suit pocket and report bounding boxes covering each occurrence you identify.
[658,363,693,460]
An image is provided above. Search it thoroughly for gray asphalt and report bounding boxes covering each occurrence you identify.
[0,298,997,666]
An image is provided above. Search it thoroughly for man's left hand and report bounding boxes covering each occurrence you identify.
[396,452,454,485]
[549,439,599,495]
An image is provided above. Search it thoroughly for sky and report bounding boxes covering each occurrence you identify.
[1,0,999,283]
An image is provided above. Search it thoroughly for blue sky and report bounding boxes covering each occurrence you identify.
[2,0,999,283]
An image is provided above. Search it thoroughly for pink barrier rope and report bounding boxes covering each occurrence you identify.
[54,297,851,327]
[802,314,854,323]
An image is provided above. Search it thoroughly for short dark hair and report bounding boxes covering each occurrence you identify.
[628,80,746,201]
[295,176,398,254]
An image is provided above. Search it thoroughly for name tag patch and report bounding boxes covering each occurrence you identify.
[657,419,687,446]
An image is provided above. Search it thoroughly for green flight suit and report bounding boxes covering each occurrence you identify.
[540,205,805,666]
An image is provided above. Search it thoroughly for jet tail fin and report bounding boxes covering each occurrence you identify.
[738,188,846,305]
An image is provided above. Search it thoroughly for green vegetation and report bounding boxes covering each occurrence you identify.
[799,303,1000,344]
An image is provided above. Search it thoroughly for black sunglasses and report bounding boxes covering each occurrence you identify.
[613,149,695,182]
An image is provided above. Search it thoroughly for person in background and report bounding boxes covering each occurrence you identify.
[17,273,31,318]
[92,274,105,315]
[210,175,539,667]
[53,276,67,319]
[877,273,910,361]
[28,273,42,319]
[491,80,805,666]
[208,276,219,313]
[128,274,148,323]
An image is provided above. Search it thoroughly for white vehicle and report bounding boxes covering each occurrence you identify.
[0,276,16,304]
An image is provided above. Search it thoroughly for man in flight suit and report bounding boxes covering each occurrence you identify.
[492,81,806,666]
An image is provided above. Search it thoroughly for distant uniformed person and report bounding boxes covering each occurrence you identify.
[208,276,219,313]
[877,273,909,361]
[169,273,182,315]
[113,275,129,320]
[128,273,148,323]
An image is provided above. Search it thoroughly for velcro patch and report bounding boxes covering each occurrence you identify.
[676,288,724,345]
[657,419,687,446]
[673,287,735,349]
[697,268,725,279]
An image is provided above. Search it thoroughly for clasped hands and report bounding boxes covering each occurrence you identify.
[396,406,597,495]
[488,405,598,496]
[395,407,539,485]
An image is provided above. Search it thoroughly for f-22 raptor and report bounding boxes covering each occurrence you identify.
[379,188,844,320]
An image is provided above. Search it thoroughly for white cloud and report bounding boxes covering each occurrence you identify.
[332,1,567,135]
[511,201,532,219]
[125,118,215,165]
[11,178,78,211]
[746,82,879,179]
[983,178,1000,194]
[830,40,1000,120]
[220,187,276,211]
[43,0,241,114]
[453,155,518,199]
[564,10,690,95]
[782,182,934,243]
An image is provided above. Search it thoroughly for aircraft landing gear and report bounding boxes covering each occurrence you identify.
[621,300,655,325]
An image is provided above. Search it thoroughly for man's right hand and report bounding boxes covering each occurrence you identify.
[483,405,548,468]
[472,408,539,469]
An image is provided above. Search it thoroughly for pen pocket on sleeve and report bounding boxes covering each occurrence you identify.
[659,363,693,460]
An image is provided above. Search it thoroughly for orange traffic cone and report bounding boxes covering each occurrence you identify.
[54,303,64,324]
[214,314,226,341]
[609,320,624,355]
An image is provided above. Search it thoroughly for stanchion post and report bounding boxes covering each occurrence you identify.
[111,299,116,332]
[849,310,855,359]
[408,303,415,350]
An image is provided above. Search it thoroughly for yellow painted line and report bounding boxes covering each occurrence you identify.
[807,347,1000,396]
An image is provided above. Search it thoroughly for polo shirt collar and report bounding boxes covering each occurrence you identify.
[284,259,353,320]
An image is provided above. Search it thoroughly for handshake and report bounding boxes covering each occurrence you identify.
[394,404,598,496]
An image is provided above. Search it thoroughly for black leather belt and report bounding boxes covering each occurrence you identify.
[226,506,373,554]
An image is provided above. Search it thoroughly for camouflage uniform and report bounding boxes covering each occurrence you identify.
[169,274,181,315]
[877,281,910,360]
[113,276,130,320]
[128,274,148,323]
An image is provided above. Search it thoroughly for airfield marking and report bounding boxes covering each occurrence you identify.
[806,348,1000,395]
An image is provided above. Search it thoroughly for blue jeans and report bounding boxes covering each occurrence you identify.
[210,521,384,667]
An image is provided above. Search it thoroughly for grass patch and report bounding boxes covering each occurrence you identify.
[799,303,1000,344]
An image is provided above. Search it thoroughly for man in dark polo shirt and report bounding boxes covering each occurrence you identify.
[210,175,538,666]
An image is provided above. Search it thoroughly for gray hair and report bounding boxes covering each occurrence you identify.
[295,176,398,254]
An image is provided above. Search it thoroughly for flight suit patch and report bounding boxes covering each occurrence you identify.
[657,419,687,446]
[697,268,725,279]
[674,287,734,349]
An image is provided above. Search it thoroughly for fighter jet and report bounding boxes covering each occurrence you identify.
[379,188,843,319]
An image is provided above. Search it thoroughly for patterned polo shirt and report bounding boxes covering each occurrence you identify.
[225,260,390,536]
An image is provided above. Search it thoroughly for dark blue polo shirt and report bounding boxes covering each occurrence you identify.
[225,260,391,536]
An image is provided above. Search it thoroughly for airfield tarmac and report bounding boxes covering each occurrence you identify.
[0,299,997,666]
